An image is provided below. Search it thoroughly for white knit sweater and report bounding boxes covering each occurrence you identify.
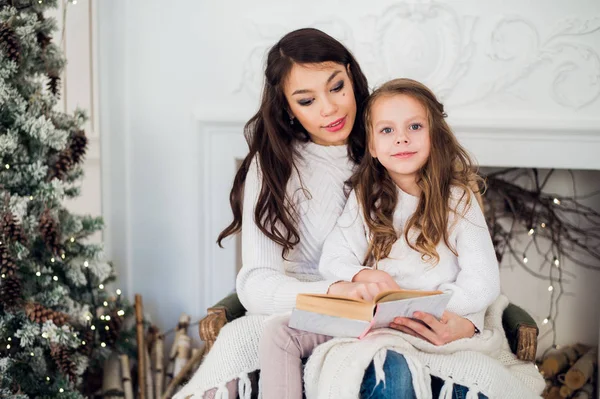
[319,187,501,332]
[236,141,355,314]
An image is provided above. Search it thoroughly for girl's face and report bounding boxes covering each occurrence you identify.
[283,62,357,146]
[369,94,431,189]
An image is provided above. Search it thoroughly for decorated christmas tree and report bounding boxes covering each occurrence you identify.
[0,1,133,397]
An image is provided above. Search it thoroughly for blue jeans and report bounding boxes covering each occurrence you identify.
[360,351,488,399]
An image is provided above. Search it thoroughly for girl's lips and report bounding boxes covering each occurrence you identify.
[392,151,417,159]
[323,116,346,132]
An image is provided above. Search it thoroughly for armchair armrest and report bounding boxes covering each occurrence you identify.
[212,292,246,321]
[502,303,538,362]
[199,292,246,352]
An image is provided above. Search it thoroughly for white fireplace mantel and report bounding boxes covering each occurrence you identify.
[194,111,600,170]
[443,118,600,171]
[194,115,600,310]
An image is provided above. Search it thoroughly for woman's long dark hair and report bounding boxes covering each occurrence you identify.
[217,28,369,256]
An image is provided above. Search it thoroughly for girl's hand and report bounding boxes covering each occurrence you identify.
[389,310,476,346]
[352,269,401,291]
[327,281,389,302]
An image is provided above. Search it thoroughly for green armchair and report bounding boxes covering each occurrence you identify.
[199,293,539,362]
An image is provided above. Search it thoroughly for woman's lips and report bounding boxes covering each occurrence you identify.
[323,116,346,132]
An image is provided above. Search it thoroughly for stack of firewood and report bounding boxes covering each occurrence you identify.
[101,294,205,399]
[539,343,597,399]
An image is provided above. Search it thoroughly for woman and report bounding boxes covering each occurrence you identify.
[175,28,477,399]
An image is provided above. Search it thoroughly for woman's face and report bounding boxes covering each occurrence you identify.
[283,62,357,146]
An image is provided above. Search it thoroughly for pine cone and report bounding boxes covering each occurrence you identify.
[50,345,78,383]
[37,31,51,50]
[0,243,16,278]
[0,23,21,63]
[39,208,62,254]
[69,130,88,165]
[78,328,94,356]
[35,13,52,50]
[47,73,61,98]
[25,302,69,326]
[2,212,27,244]
[48,148,73,181]
[100,310,123,347]
[0,276,21,308]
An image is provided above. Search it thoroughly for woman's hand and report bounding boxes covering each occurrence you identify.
[327,281,389,302]
[389,310,476,346]
[352,269,401,291]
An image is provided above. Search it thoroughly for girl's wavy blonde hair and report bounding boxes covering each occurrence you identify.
[352,78,484,265]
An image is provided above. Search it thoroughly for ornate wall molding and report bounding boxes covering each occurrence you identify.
[370,3,477,101]
[230,2,600,116]
[457,15,600,109]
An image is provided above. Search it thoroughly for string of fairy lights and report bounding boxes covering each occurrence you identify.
[518,211,565,353]
[3,248,126,385]
[485,168,600,357]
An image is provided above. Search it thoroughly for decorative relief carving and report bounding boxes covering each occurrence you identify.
[370,3,477,101]
[232,3,599,111]
[466,16,600,109]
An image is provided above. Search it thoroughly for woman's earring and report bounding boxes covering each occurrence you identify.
[289,115,295,125]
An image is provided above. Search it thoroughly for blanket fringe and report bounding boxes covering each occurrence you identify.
[215,383,229,399]
[439,378,454,399]
[373,350,387,386]
[238,372,252,399]
[258,373,263,399]
[402,353,431,399]
[439,377,481,399]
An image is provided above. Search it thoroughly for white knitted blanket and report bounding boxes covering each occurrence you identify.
[173,314,268,399]
[174,296,545,399]
[303,295,545,399]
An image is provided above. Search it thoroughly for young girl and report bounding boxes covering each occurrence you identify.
[259,78,501,399]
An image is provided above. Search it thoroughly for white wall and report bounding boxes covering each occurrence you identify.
[47,0,103,240]
[96,0,600,355]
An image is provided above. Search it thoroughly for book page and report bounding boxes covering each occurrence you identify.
[375,289,443,303]
[296,293,369,304]
[371,292,453,329]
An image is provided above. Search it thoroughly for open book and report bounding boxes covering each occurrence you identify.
[288,289,452,338]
